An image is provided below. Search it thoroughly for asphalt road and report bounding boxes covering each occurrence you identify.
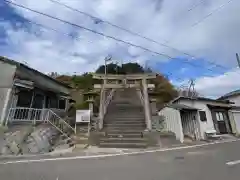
[1,140,240,180]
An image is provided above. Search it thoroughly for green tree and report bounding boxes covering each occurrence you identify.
[55,62,177,106]
[95,63,120,74]
[121,63,144,74]
[95,62,144,74]
[151,74,178,104]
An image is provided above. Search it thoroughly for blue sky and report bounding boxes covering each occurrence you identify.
[1,0,240,97]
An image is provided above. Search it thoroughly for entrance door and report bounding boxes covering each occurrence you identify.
[32,94,44,109]
[215,111,230,134]
[31,94,44,120]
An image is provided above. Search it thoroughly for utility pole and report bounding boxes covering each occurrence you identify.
[115,61,118,74]
[144,60,150,73]
[104,55,112,76]
[188,79,196,98]
[236,53,240,68]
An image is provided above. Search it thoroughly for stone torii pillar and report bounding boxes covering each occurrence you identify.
[142,77,151,130]
[93,73,156,130]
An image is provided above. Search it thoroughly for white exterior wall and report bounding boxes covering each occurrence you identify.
[230,111,240,134]
[175,99,215,139]
[158,107,184,143]
[0,62,16,124]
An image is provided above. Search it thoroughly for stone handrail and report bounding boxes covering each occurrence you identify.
[99,88,115,129]
[104,89,115,114]
[137,89,144,106]
[137,88,151,129]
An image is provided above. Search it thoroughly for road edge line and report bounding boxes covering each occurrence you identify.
[1,139,239,165]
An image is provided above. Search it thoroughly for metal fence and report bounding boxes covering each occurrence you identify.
[6,107,76,136]
[6,108,48,125]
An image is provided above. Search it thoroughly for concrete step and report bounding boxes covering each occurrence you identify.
[107,109,144,115]
[104,129,144,134]
[106,110,144,113]
[105,119,145,123]
[99,142,147,148]
[106,133,143,138]
[106,111,144,114]
[107,107,143,109]
[105,116,145,119]
[104,124,146,128]
[105,121,145,125]
[104,127,145,131]
[100,137,146,144]
[109,105,143,107]
[105,116,145,120]
[105,119,145,122]
[108,106,143,109]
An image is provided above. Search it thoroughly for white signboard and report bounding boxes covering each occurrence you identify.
[76,110,91,123]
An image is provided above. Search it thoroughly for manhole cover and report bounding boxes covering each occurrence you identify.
[174,156,185,160]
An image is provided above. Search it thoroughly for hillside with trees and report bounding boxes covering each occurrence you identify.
[52,62,178,107]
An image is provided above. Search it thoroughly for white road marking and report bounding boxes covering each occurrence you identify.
[0,139,239,165]
[226,160,240,166]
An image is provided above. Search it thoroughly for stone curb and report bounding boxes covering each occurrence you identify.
[0,147,75,161]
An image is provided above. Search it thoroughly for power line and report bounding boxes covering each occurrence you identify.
[188,0,205,12]
[5,0,226,74]
[5,1,174,59]
[27,20,95,44]
[191,0,234,27]
[47,0,229,71]
[49,0,171,43]
[176,0,206,18]
[22,14,218,82]
[18,13,196,81]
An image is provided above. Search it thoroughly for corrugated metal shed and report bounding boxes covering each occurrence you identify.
[159,106,184,142]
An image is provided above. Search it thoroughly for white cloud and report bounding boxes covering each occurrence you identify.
[1,0,240,96]
[195,68,240,98]
[180,67,188,73]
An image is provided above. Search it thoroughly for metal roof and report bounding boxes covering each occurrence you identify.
[207,104,232,109]
[218,89,240,100]
[166,104,198,110]
[0,56,71,89]
[171,96,232,104]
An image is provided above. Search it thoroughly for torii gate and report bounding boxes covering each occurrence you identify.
[93,73,156,130]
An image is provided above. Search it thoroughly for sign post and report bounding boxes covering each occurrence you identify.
[75,110,91,136]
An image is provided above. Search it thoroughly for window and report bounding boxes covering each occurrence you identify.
[199,111,207,122]
[16,90,33,107]
[216,112,224,121]
[49,97,58,108]
[58,99,66,110]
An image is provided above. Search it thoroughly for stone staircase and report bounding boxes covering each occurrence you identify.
[99,88,147,148]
